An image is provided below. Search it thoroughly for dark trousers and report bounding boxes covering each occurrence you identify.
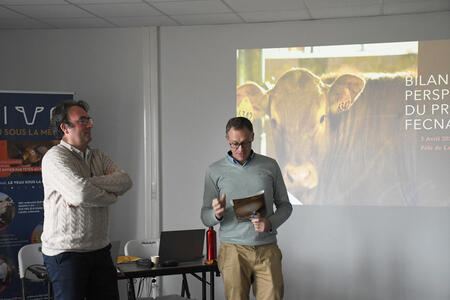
[43,244,119,300]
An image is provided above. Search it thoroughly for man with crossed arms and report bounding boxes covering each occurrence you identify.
[41,100,132,300]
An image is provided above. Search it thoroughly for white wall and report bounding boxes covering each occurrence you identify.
[0,27,149,299]
[159,12,450,300]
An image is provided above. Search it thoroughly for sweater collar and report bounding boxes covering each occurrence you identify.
[226,150,255,166]
[59,139,91,161]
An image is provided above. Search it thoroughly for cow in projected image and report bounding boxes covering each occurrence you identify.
[239,68,419,205]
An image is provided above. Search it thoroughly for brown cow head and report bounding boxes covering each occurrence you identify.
[238,68,365,204]
[269,68,365,203]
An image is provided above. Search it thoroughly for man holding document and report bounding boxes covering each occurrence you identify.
[201,117,292,300]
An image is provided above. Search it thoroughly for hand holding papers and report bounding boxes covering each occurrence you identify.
[250,216,271,232]
[232,191,266,223]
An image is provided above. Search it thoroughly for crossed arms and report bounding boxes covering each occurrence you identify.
[42,148,132,208]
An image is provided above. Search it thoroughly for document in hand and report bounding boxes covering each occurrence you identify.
[232,191,266,222]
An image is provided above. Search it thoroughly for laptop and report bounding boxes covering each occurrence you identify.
[158,229,205,265]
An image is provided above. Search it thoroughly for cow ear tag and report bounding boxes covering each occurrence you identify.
[237,96,255,121]
[328,74,365,114]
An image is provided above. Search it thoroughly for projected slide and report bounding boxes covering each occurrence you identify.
[237,40,449,206]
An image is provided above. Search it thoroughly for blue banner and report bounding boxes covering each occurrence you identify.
[0,91,72,299]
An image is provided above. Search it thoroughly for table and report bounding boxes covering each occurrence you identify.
[117,260,220,300]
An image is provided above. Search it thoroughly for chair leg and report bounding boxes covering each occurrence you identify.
[21,278,27,300]
[127,278,136,300]
[50,281,54,300]
[47,279,53,300]
[181,273,191,299]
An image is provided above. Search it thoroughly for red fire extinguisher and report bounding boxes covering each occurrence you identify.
[206,226,216,263]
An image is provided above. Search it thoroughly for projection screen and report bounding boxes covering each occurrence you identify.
[236,40,449,206]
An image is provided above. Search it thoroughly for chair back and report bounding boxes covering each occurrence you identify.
[124,239,159,259]
[18,243,44,280]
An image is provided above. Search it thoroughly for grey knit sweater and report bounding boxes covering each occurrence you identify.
[201,153,292,246]
[41,140,132,255]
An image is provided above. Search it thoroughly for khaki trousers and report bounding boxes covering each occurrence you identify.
[217,242,284,300]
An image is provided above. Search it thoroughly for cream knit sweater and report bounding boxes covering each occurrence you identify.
[41,140,132,256]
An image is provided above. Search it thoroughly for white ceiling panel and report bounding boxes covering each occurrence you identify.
[107,15,178,26]
[304,0,380,8]
[0,0,448,29]
[0,17,52,29]
[151,0,230,15]
[0,6,26,18]
[80,3,161,17]
[42,17,114,28]
[173,12,243,25]
[68,0,143,3]
[240,10,311,23]
[0,0,65,4]
[223,0,306,12]
[384,0,450,14]
[383,0,436,3]
[310,5,380,19]
[7,4,93,18]
[144,0,204,2]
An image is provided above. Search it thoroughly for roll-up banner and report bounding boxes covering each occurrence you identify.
[0,91,73,299]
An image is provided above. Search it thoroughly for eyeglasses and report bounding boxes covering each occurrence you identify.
[67,116,94,127]
[229,140,252,149]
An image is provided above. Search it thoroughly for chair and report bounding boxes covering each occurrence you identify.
[124,239,160,259]
[124,239,160,299]
[18,243,52,300]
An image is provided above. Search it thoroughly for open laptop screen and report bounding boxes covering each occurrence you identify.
[158,229,205,263]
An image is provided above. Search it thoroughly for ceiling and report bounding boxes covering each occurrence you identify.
[0,0,449,29]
